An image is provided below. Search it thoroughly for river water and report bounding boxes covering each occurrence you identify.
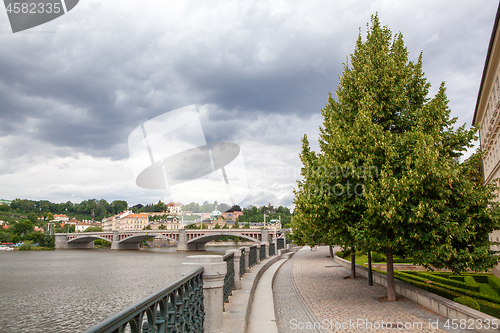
[0,247,236,333]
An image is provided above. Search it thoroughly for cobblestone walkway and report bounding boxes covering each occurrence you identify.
[274,246,472,333]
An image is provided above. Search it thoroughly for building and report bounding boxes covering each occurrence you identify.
[474,4,500,193]
[166,202,183,214]
[0,199,11,206]
[472,4,500,272]
[119,213,149,231]
[149,215,182,230]
[53,214,69,222]
[222,210,243,221]
[75,222,100,232]
[103,211,133,232]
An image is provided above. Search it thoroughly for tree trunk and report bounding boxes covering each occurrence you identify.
[367,251,373,286]
[386,247,396,301]
[350,246,356,279]
[329,246,334,257]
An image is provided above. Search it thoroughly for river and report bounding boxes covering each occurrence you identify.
[0,247,237,333]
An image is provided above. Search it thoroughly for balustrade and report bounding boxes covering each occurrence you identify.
[259,244,266,261]
[83,268,204,333]
[239,247,246,277]
[249,245,257,268]
[269,242,275,256]
[83,238,284,332]
[222,252,234,309]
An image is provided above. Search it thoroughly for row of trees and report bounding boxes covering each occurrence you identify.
[292,15,500,301]
[9,198,128,221]
[238,205,292,227]
[181,201,232,213]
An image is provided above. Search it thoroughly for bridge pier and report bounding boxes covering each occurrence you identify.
[111,242,140,250]
[55,234,95,249]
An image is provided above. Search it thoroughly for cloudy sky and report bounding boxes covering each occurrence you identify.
[0,0,498,209]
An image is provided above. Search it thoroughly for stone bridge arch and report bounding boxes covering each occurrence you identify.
[187,232,261,245]
[118,233,178,244]
[68,235,113,244]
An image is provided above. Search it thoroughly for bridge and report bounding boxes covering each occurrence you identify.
[54,229,284,250]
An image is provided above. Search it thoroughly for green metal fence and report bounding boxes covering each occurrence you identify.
[259,244,266,261]
[223,252,234,309]
[82,268,204,333]
[240,247,245,277]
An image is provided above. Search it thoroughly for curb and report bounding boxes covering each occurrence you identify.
[223,248,297,333]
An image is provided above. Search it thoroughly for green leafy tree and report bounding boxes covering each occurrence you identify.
[83,226,103,232]
[293,14,500,301]
[158,224,167,230]
[24,231,44,244]
[13,220,34,236]
[143,225,152,230]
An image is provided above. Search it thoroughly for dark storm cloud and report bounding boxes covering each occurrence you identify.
[0,0,498,206]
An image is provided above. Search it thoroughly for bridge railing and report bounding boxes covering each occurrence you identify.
[277,238,285,250]
[223,251,234,309]
[83,267,204,333]
[269,242,275,256]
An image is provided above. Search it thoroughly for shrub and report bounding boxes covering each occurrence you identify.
[342,249,351,259]
[467,274,489,283]
[488,275,500,295]
[18,241,33,251]
[475,299,500,318]
[448,275,465,282]
[454,296,480,311]
[335,251,344,258]
[371,252,386,262]
[412,272,480,292]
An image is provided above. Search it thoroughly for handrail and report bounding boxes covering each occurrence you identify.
[223,252,235,308]
[83,267,204,333]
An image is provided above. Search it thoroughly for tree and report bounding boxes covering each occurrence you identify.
[143,225,152,230]
[293,14,500,301]
[233,221,240,229]
[111,200,128,214]
[83,226,103,232]
[218,203,231,212]
[158,224,167,230]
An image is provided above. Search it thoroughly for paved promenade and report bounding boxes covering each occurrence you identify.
[272,246,471,333]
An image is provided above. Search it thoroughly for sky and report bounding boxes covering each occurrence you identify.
[0,0,498,209]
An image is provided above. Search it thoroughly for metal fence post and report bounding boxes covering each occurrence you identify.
[182,255,227,333]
